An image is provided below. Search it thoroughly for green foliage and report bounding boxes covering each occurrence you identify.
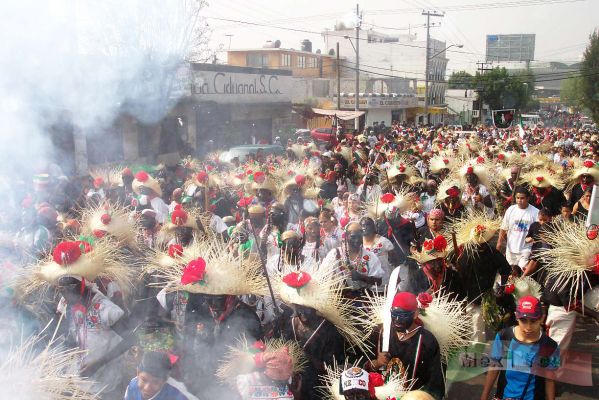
[448,70,474,89]
[581,30,599,124]
[473,67,534,111]
[561,75,585,110]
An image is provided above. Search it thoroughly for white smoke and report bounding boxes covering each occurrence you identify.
[0,0,209,176]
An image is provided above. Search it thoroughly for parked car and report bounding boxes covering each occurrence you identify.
[219,144,284,163]
[310,127,353,143]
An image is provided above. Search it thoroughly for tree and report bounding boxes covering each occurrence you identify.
[561,74,585,110]
[448,71,474,89]
[581,29,599,123]
[473,67,533,111]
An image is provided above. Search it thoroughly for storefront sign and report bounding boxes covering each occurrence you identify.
[192,68,292,103]
[339,96,417,109]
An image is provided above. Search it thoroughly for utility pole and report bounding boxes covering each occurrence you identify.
[354,3,361,132]
[476,61,493,125]
[337,42,341,112]
[422,10,444,126]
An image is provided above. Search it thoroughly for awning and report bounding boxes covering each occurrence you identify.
[311,108,366,120]
[416,106,447,115]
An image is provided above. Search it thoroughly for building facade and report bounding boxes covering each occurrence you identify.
[323,28,449,125]
[71,63,294,173]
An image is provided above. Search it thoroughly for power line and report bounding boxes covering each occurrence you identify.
[366,0,589,15]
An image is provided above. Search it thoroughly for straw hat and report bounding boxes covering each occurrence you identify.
[436,178,462,202]
[521,168,564,190]
[458,160,492,190]
[81,203,138,247]
[17,239,135,301]
[162,205,204,233]
[216,337,307,382]
[360,289,471,364]
[275,262,367,353]
[429,155,455,173]
[320,361,413,400]
[511,276,542,301]
[192,170,218,188]
[366,190,410,219]
[89,167,123,189]
[410,235,448,264]
[570,159,599,182]
[538,221,599,301]
[132,170,162,197]
[250,171,278,194]
[151,239,267,297]
[445,211,501,257]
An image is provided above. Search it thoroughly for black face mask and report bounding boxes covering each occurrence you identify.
[140,216,157,230]
[391,309,415,332]
[257,189,272,202]
[295,305,318,325]
[360,221,376,237]
[269,209,286,225]
[346,232,363,249]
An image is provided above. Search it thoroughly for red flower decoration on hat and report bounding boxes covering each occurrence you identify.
[475,225,486,234]
[446,187,460,198]
[168,244,183,258]
[476,156,485,164]
[466,166,474,174]
[422,239,434,252]
[380,193,396,204]
[122,167,133,177]
[497,153,505,160]
[171,209,188,226]
[206,165,214,172]
[433,235,447,252]
[93,229,106,238]
[504,283,515,295]
[399,164,406,173]
[93,177,104,189]
[282,271,311,288]
[53,241,82,266]
[443,158,449,165]
[417,292,433,309]
[252,340,267,353]
[584,160,595,168]
[246,169,253,175]
[368,373,385,398]
[253,171,266,184]
[535,176,544,183]
[237,196,254,208]
[131,198,139,207]
[196,171,209,184]
[76,240,92,254]
[295,174,306,186]
[135,171,149,183]
[100,213,111,225]
[287,170,294,176]
[181,257,207,285]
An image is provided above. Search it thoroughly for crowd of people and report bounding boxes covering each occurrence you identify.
[1,122,599,400]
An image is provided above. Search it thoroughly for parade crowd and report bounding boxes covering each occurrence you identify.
[2,121,599,400]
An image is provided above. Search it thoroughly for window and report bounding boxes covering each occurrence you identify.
[307,57,317,68]
[281,53,291,67]
[246,53,268,67]
[297,56,305,69]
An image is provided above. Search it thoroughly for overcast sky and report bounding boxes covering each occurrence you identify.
[203,0,599,74]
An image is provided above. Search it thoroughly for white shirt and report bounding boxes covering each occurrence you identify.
[501,204,539,254]
[322,247,384,291]
[150,196,170,224]
[363,235,395,286]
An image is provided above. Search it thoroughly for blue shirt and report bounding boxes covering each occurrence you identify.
[491,327,560,400]
[124,377,188,400]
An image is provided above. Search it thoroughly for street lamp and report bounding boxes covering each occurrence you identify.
[424,43,463,126]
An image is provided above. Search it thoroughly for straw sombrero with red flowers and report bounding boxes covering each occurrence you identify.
[132,170,162,196]
[151,239,266,296]
[81,202,138,247]
[410,235,448,264]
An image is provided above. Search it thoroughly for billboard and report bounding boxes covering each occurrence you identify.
[486,34,535,62]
